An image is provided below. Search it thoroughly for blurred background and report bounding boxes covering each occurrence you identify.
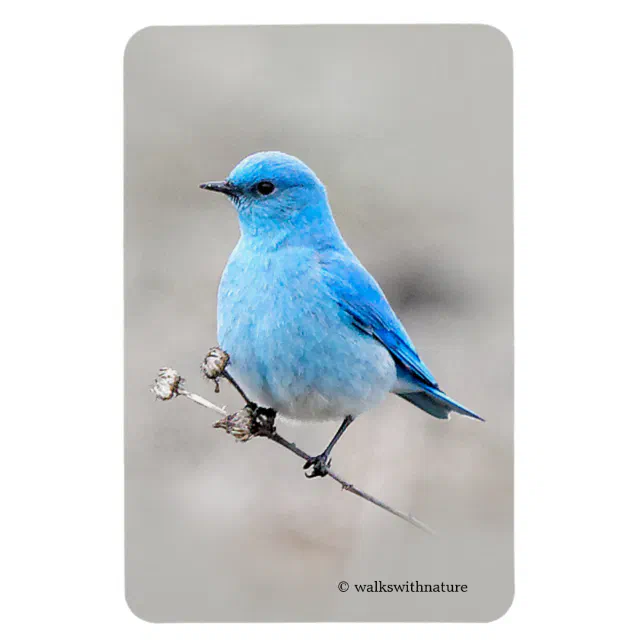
[125,25,512,622]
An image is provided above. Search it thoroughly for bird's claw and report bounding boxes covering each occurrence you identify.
[248,405,277,437]
[303,454,331,478]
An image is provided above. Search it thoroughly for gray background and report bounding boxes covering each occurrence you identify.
[125,25,513,622]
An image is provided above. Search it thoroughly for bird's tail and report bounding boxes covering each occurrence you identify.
[398,388,485,422]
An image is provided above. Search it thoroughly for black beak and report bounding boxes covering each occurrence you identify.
[199,181,240,198]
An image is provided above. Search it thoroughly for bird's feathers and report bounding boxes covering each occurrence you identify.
[399,389,484,421]
[321,251,483,421]
[321,252,438,387]
[210,151,482,424]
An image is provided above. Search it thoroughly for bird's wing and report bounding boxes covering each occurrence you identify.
[320,252,440,390]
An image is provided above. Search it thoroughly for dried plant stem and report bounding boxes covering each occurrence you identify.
[179,389,227,416]
[222,372,254,406]
[265,432,436,535]
[152,365,435,536]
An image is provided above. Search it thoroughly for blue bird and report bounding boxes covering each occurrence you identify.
[201,152,483,478]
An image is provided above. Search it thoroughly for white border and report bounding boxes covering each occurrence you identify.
[3,1,643,642]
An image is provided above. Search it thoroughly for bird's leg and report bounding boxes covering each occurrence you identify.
[304,415,354,479]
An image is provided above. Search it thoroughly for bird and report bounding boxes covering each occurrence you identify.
[200,151,483,478]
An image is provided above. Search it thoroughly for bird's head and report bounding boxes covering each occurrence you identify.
[201,151,340,247]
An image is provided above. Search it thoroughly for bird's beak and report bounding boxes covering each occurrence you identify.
[199,181,240,198]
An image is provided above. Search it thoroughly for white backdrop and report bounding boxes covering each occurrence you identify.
[1,0,643,642]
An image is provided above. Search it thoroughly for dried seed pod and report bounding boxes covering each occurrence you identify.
[213,406,254,442]
[152,367,183,401]
[201,347,230,390]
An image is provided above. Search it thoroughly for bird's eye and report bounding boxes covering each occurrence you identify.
[256,181,275,196]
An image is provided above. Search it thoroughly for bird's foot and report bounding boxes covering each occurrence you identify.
[303,453,331,478]
[248,405,277,437]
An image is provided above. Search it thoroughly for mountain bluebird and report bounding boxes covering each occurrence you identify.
[201,152,483,478]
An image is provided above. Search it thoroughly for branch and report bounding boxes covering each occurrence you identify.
[152,350,436,536]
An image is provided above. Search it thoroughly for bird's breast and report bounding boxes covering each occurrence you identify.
[216,245,396,420]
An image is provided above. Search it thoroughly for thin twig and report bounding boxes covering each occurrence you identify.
[222,371,254,407]
[180,389,227,416]
[151,365,436,536]
[265,431,435,535]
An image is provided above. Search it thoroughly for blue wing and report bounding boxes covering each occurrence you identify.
[320,252,439,387]
[320,251,484,421]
